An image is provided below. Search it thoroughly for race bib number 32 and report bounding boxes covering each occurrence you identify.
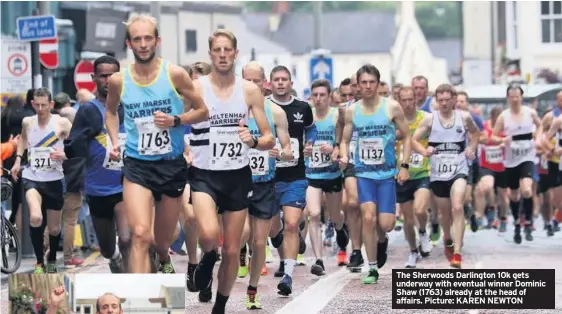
[30,147,56,172]
[135,117,171,156]
[249,149,269,176]
[359,138,385,165]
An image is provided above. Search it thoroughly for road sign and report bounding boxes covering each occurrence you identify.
[309,56,333,87]
[39,37,59,69]
[303,88,311,100]
[74,60,96,92]
[1,38,32,94]
[16,15,57,41]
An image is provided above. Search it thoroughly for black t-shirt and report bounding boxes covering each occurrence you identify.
[269,96,314,182]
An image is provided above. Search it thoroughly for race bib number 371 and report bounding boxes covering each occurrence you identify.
[30,147,56,172]
[135,117,172,156]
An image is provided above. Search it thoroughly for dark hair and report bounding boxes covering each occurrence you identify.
[311,79,331,94]
[270,65,292,81]
[435,84,456,98]
[34,87,52,102]
[25,88,35,107]
[94,55,120,74]
[412,75,429,87]
[356,64,381,83]
[380,81,388,87]
[340,78,351,86]
[392,83,404,89]
[189,62,212,78]
[490,106,503,118]
[1,96,24,130]
[457,91,469,101]
[506,84,524,96]
[53,92,71,112]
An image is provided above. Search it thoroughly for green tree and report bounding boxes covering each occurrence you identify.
[243,1,461,39]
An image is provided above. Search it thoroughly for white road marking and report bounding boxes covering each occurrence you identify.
[276,267,354,314]
[277,231,399,314]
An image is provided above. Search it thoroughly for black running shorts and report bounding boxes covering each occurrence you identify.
[86,192,123,220]
[22,178,64,211]
[249,181,279,220]
[189,165,252,214]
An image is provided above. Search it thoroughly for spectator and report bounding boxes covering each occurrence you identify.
[74,89,95,110]
[53,92,72,114]
[187,62,212,79]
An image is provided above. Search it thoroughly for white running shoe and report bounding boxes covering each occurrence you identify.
[405,251,421,268]
[419,232,433,257]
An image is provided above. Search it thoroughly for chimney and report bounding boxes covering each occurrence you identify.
[396,1,416,26]
[272,1,290,15]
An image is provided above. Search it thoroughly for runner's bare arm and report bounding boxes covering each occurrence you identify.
[340,105,354,161]
[170,65,209,125]
[336,107,345,146]
[492,114,505,137]
[272,103,293,161]
[16,118,30,158]
[391,100,411,164]
[530,108,543,141]
[246,81,274,150]
[411,113,432,154]
[543,115,562,151]
[106,72,123,148]
[462,110,481,152]
[58,117,73,141]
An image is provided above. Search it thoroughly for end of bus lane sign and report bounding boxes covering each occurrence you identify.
[16,15,57,42]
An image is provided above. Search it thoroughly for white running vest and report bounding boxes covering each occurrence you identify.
[501,106,536,168]
[190,76,250,171]
[428,110,469,182]
[22,115,65,182]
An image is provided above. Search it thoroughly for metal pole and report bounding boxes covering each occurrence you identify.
[31,8,42,89]
[38,1,51,89]
[150,1,161,57]
[313,1,323,49]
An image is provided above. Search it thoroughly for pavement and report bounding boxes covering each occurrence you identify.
[1,219,561,314]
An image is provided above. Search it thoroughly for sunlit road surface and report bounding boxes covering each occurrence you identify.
[1,219,560,314]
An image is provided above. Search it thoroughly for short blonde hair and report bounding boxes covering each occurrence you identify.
[208,29,238,50]
[124,13,159,40]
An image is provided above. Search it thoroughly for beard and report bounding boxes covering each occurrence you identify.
[133,49,156,64]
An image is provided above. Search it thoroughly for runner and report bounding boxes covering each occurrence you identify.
[456,91,485,231]
[339,64,411,284]
[64,55,129,273]
[539,90,562,235]
[10,87,71,274]
[305,79,349,276]
[187,29,274,314]
[339,77,363,272]
[395,86,433,268]
[411,75,440,242]
[492,85,542,244]
[267,65,316,296]
[239,61,293,309]
[473,106,509,233]
[105,13,209,273]
[412,84,481,268]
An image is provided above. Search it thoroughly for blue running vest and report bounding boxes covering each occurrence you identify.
[305,107,340,180]
[248,100,276,183]
[353,98,398,180]
[85,99,126,196]
[121,59,184,160]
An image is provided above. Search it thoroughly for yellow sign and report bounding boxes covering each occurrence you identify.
[1,93,26,107]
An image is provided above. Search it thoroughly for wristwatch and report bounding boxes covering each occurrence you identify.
[250,136,259,148]
[173,115,181,127]
[400,163,409,169]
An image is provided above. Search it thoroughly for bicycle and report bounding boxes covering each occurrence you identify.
[1,167,22,274]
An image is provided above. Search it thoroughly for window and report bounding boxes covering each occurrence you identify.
[83,305,92,314]
[185,30,197,52]
[217,24,225,29]
[540,1,562,43]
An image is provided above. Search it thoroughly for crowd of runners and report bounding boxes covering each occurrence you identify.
[1,13,561,314]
